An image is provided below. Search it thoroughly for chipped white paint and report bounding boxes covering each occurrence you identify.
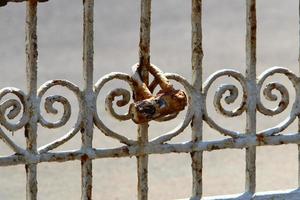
[1,0,300,200]
[25,1,38,200]
[81,0,94,199]
[245,0,257,194]
[191,0,203,199]
[137,1,151,200]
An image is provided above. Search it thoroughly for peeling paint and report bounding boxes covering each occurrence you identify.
[1,0,300,200]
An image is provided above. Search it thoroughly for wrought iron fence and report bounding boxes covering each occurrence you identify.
[1,0,300,199]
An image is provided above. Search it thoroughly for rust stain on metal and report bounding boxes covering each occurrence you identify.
[210,145,221,151]
[81,154,89,162]
[122,147,130,154]
[130,89,187,124]
[2,0,300,199]
[280,141,285,145]
[129,64,188,124]
[256,134,265,145]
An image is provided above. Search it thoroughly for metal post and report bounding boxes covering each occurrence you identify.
[137,124,149,200]
[190,0,203,199]
[245,0,257,194]
[81,0,94,199]
[137,0,151,199]
[25,0,38,199]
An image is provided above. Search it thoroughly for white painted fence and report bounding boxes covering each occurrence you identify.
[1,0,300,199]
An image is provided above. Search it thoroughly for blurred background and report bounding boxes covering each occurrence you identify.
[0,0,299,199]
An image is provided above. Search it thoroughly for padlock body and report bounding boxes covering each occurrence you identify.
[130,89,187,124]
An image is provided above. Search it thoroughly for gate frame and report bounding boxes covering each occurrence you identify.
[1,0,300,200]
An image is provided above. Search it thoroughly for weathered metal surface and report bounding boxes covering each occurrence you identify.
[1,0,300,200]
[25,0,38,200]
[37,80,82,154]
[130,89,186,124]
[137,0,151,199]
[191,0,203,199]
[245,0,257,194]
[2,133,300,167]
[203,70,246,138]
[81,0,94,199]
[130,64,187,124]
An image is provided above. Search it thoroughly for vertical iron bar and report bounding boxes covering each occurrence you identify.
[245,0,257,194]
[139,0,151,69]
[137,0,151,199]
[25,0,38,199]
[137,124,149,200]
[81,0,94,200]
[191,0,203,199]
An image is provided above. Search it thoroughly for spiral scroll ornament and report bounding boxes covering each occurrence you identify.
[94,63,192,145]
[201,66,300,138]
[37,80,82,153]
[0,87,29,132]
[0,66,298,153]
[0,88,28,153]
[203,69,247,138]
[257,67,300,136]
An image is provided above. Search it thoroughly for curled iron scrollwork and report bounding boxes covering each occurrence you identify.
[1,66,299,152]
[203,69,247,138]
[105,88,132,121]
[37,80,82,153]
[0,87,29,132]
[202,66,300,138]
[0,87,28,154]
[257,67,300,136]
[94,64,193,145]
[94,72,137,145]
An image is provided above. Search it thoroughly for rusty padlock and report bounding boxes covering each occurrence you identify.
[129,64,187,124]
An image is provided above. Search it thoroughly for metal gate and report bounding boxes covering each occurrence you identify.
[1,0,300,199]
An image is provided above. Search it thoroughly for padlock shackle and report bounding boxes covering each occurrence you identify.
[131,63,176,102]
[146,64,174,92]
[131,64,153,101]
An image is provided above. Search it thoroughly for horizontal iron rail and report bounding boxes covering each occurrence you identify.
[1,132,300,166]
